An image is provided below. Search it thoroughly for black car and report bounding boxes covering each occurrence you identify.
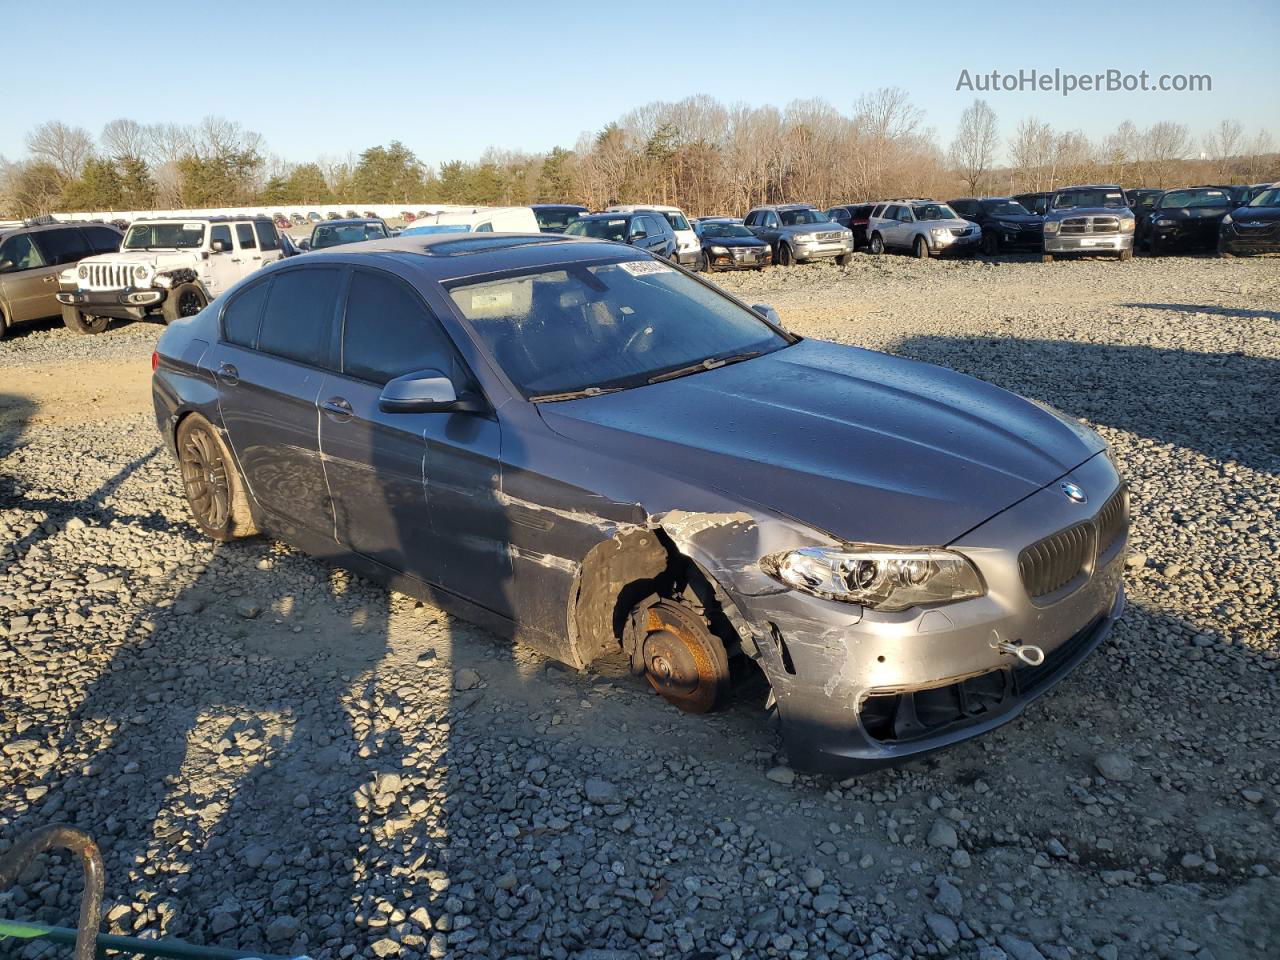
[1142,187,1233,255]
[532,204,588,233]
[825,203,876,249]
[1011,192,1050,216]
[1124,189,1163,246]
[695,220,771,271]
[303,218,392,251]
[949,197,1043,254]
[1218,185,1280,256]
[563,211,677,260]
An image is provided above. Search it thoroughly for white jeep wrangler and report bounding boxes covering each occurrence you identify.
[56,216,283,333]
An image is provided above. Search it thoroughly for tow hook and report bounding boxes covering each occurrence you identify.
[990,631,1046,666]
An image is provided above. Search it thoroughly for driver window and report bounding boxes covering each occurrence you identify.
[0,234,47,271]
[629,218,647,238]
[764,213,780,229]
[211,225,232,249]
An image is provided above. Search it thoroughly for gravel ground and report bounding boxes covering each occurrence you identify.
[1,252,1278,960]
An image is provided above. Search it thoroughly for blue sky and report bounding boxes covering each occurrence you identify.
[6,0,1278,167]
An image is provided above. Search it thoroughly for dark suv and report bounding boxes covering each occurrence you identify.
[0,219,123,338]
[825,203,875,249]
[1141,187,1234,255]
[1011,192,1050,217]
[303,218,391,251]
[949,197,1044,254]
[564,211,677,259]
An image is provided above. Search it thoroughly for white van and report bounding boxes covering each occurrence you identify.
[401,206,540,236]
[606,204,700,268]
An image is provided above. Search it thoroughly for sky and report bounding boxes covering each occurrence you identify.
[5,0,1278,168]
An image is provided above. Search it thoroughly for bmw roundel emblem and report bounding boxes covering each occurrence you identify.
[1061,481,1087,504]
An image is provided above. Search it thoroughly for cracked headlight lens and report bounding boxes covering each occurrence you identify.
[761,546,984,612]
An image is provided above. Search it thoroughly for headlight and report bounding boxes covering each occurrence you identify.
[794,232,817,243]
[1221,212,1233,225]
[1153,218,1174,227]
[78,265,88,279]
[134,265,149,279]
[709,245,729,255]
[930,227,948,237]
[1043,221,1061,234]
[761,546,984,612]
[1119,219,1135,233]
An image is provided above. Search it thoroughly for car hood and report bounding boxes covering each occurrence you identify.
[1047,206,1132,219]
[780,222,845,234]
[1232,206,1280,222]
[77,249,194,267]
[1153,207,1230,221]
[703,235,768,247]
[989,214,1043,226]
[538,339,1105,546]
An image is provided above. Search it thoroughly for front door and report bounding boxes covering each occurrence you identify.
[318,267,512,615]
[210,265,343,536]
[206,224,241,298]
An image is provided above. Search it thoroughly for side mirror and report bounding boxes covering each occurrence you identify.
[630,231,647,241]
[379,369,483,414]
[211,239,230,253]
[752,303,783,327]
[0,259,13,273]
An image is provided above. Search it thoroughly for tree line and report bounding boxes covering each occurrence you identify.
[1,94,1275,219]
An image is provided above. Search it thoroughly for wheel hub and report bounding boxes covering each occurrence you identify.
[634,602,731,713]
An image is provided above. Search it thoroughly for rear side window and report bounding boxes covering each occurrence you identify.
[82,226,122,254]
[235,223,257,249]
[475,222,493,233]
[253,221,281,251]
[257,267,341,366]
[341,270,464,386]
[222,278,271,347]
[33,227,91,266]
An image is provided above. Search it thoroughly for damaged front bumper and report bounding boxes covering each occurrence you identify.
[56,288,162,319]
[733,452,1127,775]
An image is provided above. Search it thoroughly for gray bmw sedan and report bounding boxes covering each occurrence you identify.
[152,233,1128,774]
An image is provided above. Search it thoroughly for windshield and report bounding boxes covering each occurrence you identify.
[1249,188,1280,207]
[403,223,471,235]
[123,222,206,249]
[311,223,387,248]
[982,201,1031,217]
[1052,189,1126,209]
[911,203,959,221]
[660,211,690,231]
[534,208,583,231]
[1157,189,1231,209]
[564,218,629,242]
[779,209,829,226]
[448,258,790,398]
[699,223,755,239]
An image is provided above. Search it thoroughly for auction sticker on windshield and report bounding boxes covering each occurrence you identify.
[618,260,675,276]
[183,223,203,231]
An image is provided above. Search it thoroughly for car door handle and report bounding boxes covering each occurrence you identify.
[42,275,58,283]
[216,362,239,385]
[320,397,353,421]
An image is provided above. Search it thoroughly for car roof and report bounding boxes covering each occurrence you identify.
[312,217,385,226]
[1054,184,1123,191]
[0,219,120,240]
[131,215,273,223]
[291,233,644,284]
[752,203,816,211]
[531,203,587,210]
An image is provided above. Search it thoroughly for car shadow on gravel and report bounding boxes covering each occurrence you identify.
[1122,302,1280,322]
[893,336,1280,474]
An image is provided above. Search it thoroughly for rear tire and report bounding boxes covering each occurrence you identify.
[1041,253,1055,263]
[176,414,258,542]
[0,308,8,340]
[696,251,708,272]
[982,232,999,256]
[913,235,931,259]
[869,233,885,255]
[61,304,109,335]
[163,283,207,325]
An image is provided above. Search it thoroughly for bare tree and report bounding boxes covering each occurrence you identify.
[1243,129,1276,182]
[948,99,999,194]
[1204,119,1244,180]
[1009,118,1056,190]
[25,121,94,181]
[100,118,149,161]
[1139,122,1191,186]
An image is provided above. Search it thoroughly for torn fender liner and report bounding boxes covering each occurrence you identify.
[569,529,670,667]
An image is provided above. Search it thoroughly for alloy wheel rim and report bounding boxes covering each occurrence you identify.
[180,427,230,529]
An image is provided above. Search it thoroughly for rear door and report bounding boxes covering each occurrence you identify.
[233,222,264,279]
[318,267,510,612]
[253,220,283,266]
[210,264,343,536]
[27,227,91,321]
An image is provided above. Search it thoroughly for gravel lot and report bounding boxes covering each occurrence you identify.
[1,252,1278,960]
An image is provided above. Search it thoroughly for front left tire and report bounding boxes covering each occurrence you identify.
[163,283,208,325]
[61,305,109,335]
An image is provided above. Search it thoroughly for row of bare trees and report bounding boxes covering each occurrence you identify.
[2,94,1277,218]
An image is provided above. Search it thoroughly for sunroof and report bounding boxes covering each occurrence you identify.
[420,235,566,256]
